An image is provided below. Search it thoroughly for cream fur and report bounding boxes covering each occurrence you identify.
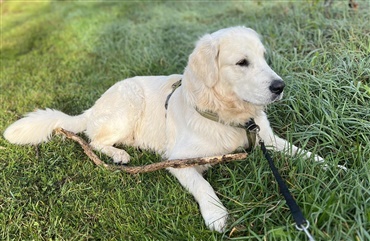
[4,26,324,232]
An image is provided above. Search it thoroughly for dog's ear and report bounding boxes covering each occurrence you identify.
[187,34,219,88]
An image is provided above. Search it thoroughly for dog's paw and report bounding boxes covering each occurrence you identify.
[322,163,348,171]
[112,150,131,164]
[336,164,347,171]
[313,155,348,171]
[202,205,228,233]
[313,154,325,163]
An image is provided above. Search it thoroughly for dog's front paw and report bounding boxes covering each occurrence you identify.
[314,154,347,171]
[112,150,131,164]
[313,154,325,163]
[202,205,228,233]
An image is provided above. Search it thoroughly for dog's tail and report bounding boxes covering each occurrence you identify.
[4,108,88,145]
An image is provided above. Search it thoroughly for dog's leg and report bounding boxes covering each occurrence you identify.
[255,115,324,162]
[82,79,146,164]
[90,141,131,164]
[259,134,347,170]
[167,167,228,232]
[264,133,323,162]
[255,116,347,170]
[88,122,135,164]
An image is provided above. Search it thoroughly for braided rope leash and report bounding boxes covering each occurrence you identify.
[245,121,315,241]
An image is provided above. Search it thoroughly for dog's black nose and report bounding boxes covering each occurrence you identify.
[269,79,285,95]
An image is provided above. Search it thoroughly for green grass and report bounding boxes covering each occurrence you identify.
[1,0,369,240]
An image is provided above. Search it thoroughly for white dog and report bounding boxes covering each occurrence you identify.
[4,26,323,232]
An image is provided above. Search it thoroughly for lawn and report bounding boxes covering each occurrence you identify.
[1,0,369,240]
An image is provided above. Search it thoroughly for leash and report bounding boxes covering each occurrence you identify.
[244,120,315,241]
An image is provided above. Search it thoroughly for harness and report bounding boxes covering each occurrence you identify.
[164,79,258,152]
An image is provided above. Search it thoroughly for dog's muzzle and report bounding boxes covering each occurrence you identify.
[269,79,285,102]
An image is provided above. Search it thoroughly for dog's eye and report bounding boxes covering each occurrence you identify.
[236,59,249,67]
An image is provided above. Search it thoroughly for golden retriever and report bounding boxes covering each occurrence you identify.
[4,26,324,232]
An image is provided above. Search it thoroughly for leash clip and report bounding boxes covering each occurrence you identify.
[244,118,260,133]
[243,118,262,146]
[296,221,315,241]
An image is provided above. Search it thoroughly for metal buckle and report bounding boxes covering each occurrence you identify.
[244,118,260,133]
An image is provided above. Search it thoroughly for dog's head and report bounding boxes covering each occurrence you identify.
[186,26,284,106]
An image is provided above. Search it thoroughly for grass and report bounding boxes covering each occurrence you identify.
[1,0,369,240]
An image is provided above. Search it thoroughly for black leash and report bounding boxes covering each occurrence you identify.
[244,120,315,241]
[260,141,307,226]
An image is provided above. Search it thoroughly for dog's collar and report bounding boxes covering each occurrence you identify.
[195,108,259,152]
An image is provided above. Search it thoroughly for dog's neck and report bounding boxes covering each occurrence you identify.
[182,73,264,125]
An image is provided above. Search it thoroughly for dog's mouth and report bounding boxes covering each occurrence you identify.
[271,92,284,102]
[241,91,284,106]
[243,97,281,106]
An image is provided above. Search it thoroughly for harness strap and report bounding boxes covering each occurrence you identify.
[165,79,182,110]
